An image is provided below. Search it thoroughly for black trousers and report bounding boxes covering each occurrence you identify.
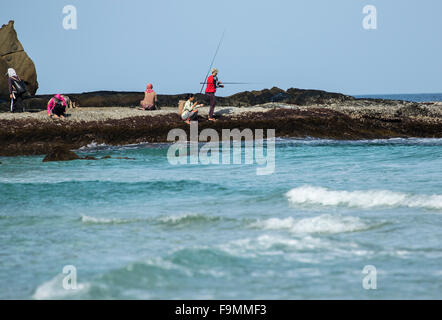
[52,104,66,116]
[11,93,25,112]
[206,93,216,118]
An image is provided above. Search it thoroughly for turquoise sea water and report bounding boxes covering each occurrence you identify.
[354,93,442,102]
[0,137,441,299]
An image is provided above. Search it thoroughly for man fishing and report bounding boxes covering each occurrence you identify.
[205,68,224,122]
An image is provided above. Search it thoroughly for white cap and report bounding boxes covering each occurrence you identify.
[6,68,17,77]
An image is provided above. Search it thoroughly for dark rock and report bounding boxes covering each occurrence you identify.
[101,155,112,159]
[42,146,80,162]
[0,21,38,99]
[82,155,97,160]
[285,88,353,105]
[115,157,136,160]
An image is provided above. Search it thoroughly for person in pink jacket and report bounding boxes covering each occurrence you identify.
[47,94,67,118]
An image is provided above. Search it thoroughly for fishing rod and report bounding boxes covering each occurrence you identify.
[199,82,255,85]
[199,30,225,94]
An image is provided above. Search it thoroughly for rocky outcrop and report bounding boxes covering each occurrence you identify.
[1,105,441,157]
[0,20,38,99]
[0,87,359,112]
[224,87,354,106]
[42,146,80,162]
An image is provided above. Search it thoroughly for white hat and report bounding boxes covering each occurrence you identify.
[211,68,218,74]
[6,68,17,77]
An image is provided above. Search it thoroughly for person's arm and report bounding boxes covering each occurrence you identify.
[8,78,13,98]
[47,99,54,116]
[215,76,224,88]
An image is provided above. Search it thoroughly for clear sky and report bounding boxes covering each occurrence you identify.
[2,0,442,96]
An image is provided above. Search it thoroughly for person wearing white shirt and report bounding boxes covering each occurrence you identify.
[181,94,204,124]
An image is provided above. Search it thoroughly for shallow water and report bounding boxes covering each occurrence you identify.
[0,138,441,299]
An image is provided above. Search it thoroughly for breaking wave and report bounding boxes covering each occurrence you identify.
[81,215,129,224]
[286,186,442,210]
[251,214,370,234]
[80,213,225,226]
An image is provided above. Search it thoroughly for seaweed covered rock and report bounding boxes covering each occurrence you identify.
[0,20,38,99]
[42,146,80,162]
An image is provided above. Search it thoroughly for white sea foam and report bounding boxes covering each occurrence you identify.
[252,214,368,234]
[157,213,218,224]
[220,234,328,259]
[286,185,442,210]
[33,274,90,300]
[81,215,128,224]
[81,213,219,226]
[78,141,109,151]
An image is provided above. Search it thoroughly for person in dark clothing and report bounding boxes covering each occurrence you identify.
[6,68,26,113]
[205,68,224,121]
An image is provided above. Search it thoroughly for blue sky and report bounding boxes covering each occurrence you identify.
[2,0,442,96]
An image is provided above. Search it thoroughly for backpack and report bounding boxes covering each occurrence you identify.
[178,100,186,115]
[12,78,27,95]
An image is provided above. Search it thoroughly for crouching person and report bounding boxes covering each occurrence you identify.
[47,94,67,118]
[181,94,204,124]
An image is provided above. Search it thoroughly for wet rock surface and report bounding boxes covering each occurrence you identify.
[42,146,80,162]
[1,104,440,157]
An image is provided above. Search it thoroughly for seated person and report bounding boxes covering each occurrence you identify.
[47,94,67,118]
[139,83,158,110]
[181,94,204,124]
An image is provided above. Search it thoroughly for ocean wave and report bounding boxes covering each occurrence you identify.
[81,215,129,224]
[286,185,442,210]
[77,141,168,152]
[251,214,370,234]
[78,141,110,151]
[156,213,222,225]
[80,213,225,226]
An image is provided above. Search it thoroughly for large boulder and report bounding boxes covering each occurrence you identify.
[0,20,38,99]
[42,146,80,162]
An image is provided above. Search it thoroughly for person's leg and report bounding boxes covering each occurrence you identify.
[16,94,25,112]
[181,111,190,121]
[10,97,14,113]
[208,93,216,119]
[53,105,65,117]
[190,110,198,120]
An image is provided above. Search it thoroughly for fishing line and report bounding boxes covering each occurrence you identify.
[199,30,225,94]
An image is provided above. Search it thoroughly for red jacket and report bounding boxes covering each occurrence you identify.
[205,75,217,93]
